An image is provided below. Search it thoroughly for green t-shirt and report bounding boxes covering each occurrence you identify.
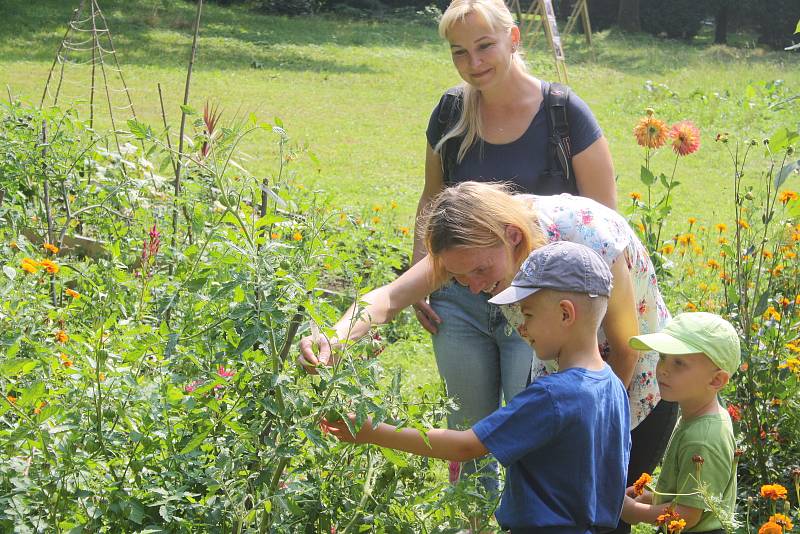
[654,410,736,532]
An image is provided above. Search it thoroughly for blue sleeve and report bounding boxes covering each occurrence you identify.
[567,91,603,155]
[472,382,560,467]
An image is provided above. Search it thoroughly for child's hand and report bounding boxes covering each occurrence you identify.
[321,414,373,444]
[625,485,652,503]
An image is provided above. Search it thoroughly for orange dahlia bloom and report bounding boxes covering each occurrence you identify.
[760,483,788,500]
[758,521,783,534]
[670,121,701,156]
[634,116,668,149]
[632,472,652,496]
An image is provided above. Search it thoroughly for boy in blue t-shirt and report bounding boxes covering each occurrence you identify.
[323,241,631,533]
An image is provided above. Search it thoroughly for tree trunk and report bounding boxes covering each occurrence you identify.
[714,3,729,44]
[617,0,640,32]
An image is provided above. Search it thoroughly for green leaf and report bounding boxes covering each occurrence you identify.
[640,166,656,186]
[18,381,45,408]
[754,291,770,317]
[128,500,145,524]
[180,104,197,116]
[379,446,409,467]
[774,159,800,189]
[180,430,210,455]
[0,359,38,377]
[795,18,800,34]
[127,119,153,140]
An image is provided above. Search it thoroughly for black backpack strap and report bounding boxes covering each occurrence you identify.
[543,82,576,192]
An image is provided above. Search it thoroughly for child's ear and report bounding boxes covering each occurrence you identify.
[559,299,576,325]
[709,370,730,391]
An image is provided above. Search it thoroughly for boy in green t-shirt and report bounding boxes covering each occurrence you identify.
[621,312,739,534]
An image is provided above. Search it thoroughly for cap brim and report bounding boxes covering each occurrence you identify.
[629,332,702,355]
[488,285,541,305]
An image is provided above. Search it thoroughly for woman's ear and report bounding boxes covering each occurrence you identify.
[505,224,523,247]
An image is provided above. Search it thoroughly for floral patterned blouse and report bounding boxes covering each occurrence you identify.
[521,193,671,429]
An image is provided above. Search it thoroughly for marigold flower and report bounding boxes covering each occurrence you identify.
[6,394,17,404]
[21,257,39,274]
[668,518,687,533]
[372,204,382,213]
[718,237,729,245]
[738,219,750,229]
[630,192,642,201]
[670,121,700,156]
[371,216,381,224]
[763,250,773,259]
[661,243,675,255]
[758,522,782,534]
[760,484,788,500]
[59,353,73,368]
[779,358,800,374]
[55,330,69,344]
[98,372,106,382]
[292,232,302,241]
[785,251,796,259]
[635,222,645,234]
[632,472,652,496]
[692,246,703,255]
[698,282,708,291]
[656,508,681,526]
[779,297,790,308]
[707,259,721,270]
[764,306,781,322]
[715,223,727,233]
[399,226,409,236]
[772,264,784,276]
[688,217,697,225]
[685,302,698,311]
[65,288,80,299]
[390,200,398,209]
[677,234,695,246]
[43,242,59,254]
[270,232,281,239]
[778,190,798,204]
[39,259,59,274]
[770,514,793,530]
[634,116,669,149]
[34,401,46,415]
[727,404,742,422]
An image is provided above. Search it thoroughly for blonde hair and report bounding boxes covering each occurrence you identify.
[436,0,528,165]
[421,181,546,282]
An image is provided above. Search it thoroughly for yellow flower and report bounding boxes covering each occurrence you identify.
[764,306,781,321]
[715,223,727,233]
[772,264,784,276]
[21,257,39,274]
[6,394,17,404]
[292,232,302,241]
[685,302,698,311]
[55,330,69,344]
[688,217,697,225]
[763,250,773,259]
[65,288,80,299]
[718,237,729,245]
[677,233,695,246]
[399,226,410,236]
[270,232,281,240]
[634,116,668,149]
[692,246,703,255]
[760,484,788,500]
[371,216,381,224]
[785,251,796,259]
[98,372,106,382]
[390,200,398,209]
[39,259,59,274]
[43,243,59,254]
[635,222,645,234]
[10,241,18,249]
[630,192,642,201]
[778,190,798,204]
[698,282,708,291]
[668,518,687,533]
[707,259,721,270]
[661,243,675,255]
[372,204,382,213]
[738,219,750,229]
[59,353,73,368]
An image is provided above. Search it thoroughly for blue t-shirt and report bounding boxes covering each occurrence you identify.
[472,364,631,533]
[426,81,603,193]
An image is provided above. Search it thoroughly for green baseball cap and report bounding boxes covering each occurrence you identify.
[629,312,741,375]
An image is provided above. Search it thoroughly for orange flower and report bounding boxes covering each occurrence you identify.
[718,237,729,245]
[634,116,668,149]
[669,121,700,156]
[630,192,642,201]
[98,372,106,382]
[763,250,773,259]
[372,204,382,213]
[34,401,46,415]
[764,306,781,321]
[43,243,59,254]
[779,297,790,308]
[632,472,652,496]
[685,302,698,311]
[688,217,697,225]
[59,353,73,368]
[55,330,69,344]
[661,243,675,255]
[677,234,695,246]
[668,518,687,533]
[770,514,793,530]
[715,223,727,233]
[707,259,721,270]
[692,246,703,255]
[778,191,798,204]
[635,222,645,234]
[39,259,59,274]
[6,394,17,404]
[292,232,302,241]
[21,257,39,274]
[390,200,398,209]
[65,288,80,299]
[738,219,750,229]
[656,508,681,526]
[758,521,783,534]
[779,358,800,374]
[10,241,18,249]
[371,216,381,224]
[772,264,784,276]
[760,484,788,500]
[399,226,410,236]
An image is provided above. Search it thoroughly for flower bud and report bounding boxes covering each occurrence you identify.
[745,191,755,200]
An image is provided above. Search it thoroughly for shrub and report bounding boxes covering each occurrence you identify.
[640,0,707,40]
[748,0,800,49]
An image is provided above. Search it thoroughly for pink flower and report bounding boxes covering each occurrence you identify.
[448,460,461,484]
[217,366,235,379]
[185,379,203,393]
[669,121,700,156]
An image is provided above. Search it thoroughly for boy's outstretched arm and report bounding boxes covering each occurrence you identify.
[323,415,488,462]
[621,494,703,528]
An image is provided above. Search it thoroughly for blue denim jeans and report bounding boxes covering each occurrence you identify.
[429,282,534,492]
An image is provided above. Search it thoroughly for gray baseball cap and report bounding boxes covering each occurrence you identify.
[488,241,613,305]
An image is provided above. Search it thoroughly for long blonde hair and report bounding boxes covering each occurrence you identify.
[435,0,528,165]
[421,181,546,282]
